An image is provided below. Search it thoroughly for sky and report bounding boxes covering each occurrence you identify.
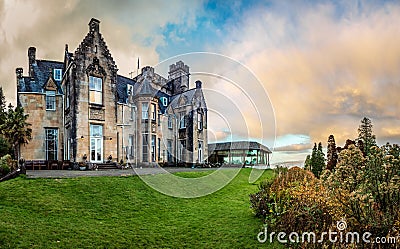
[1,0,400,164]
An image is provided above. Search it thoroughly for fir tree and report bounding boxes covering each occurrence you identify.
[304,154,311,170]
[326,135,338,171]
[357,117,376,156]
[0,86,6,124]
[306,142,326,178]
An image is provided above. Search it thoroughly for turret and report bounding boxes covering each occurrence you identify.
[168,61,189,94]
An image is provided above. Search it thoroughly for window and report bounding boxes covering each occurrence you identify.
[197,112,203,130]
[130,106,135,120]
[158,138,161,161]
[151,135,156,162]
[167,140,173,163]
[65,85,70,108]
[90,124,103,162]
[45,128,58,160]
[151,103,157,120]
[46,90,56,110]
[66,132,71,160]
[179,139,186,162]
[89,76,102,105]
[128,135,134,159]
[179,112,186,129]
[54,69,62,81]
[198,141,203,163]
[142,103,148,120]
[160,97,168,106]
[168,115,173,129]
[142,134,148,162]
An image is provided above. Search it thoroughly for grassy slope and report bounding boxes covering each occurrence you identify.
[0,169,279,248]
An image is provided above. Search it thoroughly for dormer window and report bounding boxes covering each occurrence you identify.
[160,97,168,106]
[89,76,102,105]
[46,90,56,110]
[54,69,62,81]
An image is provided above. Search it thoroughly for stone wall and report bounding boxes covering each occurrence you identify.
[19,93,63,160]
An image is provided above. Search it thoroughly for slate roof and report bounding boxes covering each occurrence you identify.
[156,90,170,114]
[116,75,135,103]
[18,60,64,93]
[17,60,194,115]
[208,141,272,153]
[169,88,197,109]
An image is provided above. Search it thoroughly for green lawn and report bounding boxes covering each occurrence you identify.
[0,169,279,248]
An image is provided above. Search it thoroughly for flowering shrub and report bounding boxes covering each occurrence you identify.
[251,145,400,248]
[322,144,400,239]
[250,167,344,248]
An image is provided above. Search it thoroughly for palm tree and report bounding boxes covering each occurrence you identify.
[0,104,32,159]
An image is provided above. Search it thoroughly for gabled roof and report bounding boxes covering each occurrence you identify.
[208,141,272,153]
[17,60,63,93]
[169,88,196,109]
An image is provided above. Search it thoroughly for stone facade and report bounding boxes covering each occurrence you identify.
[16,18,208,167]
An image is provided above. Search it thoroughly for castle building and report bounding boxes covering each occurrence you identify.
[16,18,208,168]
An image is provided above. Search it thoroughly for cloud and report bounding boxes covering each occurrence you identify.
[215,1,400,148]
[274,143,313,153]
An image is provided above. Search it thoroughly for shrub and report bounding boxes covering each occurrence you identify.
[0,154,11,176]
[251,167,346,248]
[249,180,275,218]
[322,144,400,241]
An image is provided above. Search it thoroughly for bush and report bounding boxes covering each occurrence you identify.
[250,167,344,248]
[323,144,400,239]
[249,180,275,218]
[0,137,12,158]
[0,154,12,176]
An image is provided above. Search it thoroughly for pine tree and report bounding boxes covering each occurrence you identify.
[327,135,338,171]
[357,117,376,156]
[304,155,311,170]
[0,86,6,124]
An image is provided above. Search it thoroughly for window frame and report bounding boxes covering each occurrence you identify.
[45,90,56,111]
[179,112,186,129]
[45,128,58,160]
[160,97,168,106]
[142,103,149,120]
[89,75,103,105]
[142,134,148,162]
[130,106,135,120]
[151,103,157,121]
[54,69,62,81]
[151,135,156,162]
[128,134,134,159]
[197,112,203,130]
[168,115,173,129]
[167,139,173,163]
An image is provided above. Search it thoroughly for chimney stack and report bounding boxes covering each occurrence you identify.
[16,68,23,79]
[28,47,36,77]
[195,80,202,89]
